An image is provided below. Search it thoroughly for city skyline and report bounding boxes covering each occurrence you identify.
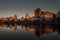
[0,8,56,20]
[0,0,60,40]
[0,0,60,18]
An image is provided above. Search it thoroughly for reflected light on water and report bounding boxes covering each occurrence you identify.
[0,24,59,37]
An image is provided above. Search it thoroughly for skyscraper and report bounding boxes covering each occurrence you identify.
[35,8,41,17]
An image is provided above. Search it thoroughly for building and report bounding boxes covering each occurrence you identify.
[56,11,60,23]
[56,11,60,17]
[9,16,14,21]
[14,14,17,20]
[19,16,24,21]
[35,8,41,17]
[25,12,30,20]
[43,11,54,21]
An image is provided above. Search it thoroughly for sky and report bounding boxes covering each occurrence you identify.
[0,0,60,18]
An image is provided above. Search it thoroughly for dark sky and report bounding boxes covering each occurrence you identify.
[0,0,60,18]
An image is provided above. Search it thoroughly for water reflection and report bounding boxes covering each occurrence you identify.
[0,24,60,37]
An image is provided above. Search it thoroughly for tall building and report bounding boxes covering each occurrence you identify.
[35,8,41,17]
[56,11,60,17]
[14,14,17,21]
[25,12,30,19]
[56,11,60,23]
[14,14,17,19]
